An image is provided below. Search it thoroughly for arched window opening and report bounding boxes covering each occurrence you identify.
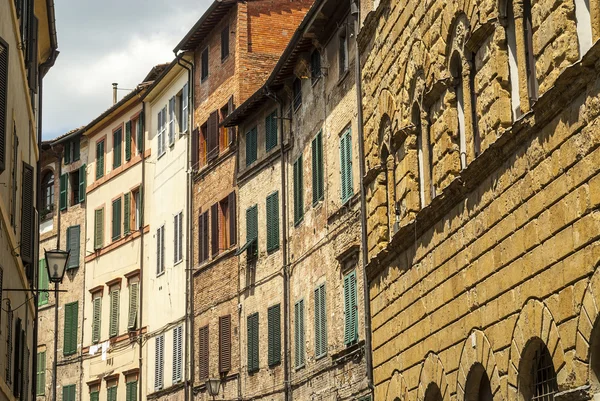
[451,53,467,170]
[589,317,600,389]
[575,0,593,57]
[523,0,538,103]
[424,383,443,401]
[379,114,394,236]
[506,0,521,120]
[414,104,426,208]
[464,363,493,401]
[519,339,558,401]
[41,171,54,212]
[467,51,481,157]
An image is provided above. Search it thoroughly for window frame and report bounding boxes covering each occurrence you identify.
[201,47,209,81]
[221,25,230,61]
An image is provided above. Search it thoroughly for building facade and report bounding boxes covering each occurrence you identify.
[359,1,600,401]
[1,0,58,400]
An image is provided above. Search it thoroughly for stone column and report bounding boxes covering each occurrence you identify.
[512,0,531,114]
[386,154,396,235]
[461,60,476,165]
[420,110,433,204]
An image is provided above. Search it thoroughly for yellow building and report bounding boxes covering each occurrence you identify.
[359,1,600,401]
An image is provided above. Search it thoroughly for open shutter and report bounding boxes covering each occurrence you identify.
[109,289,119,337]
[191,128,199,169]
[293,157,303,224]
[59,173,67,211]
[182,83,189,133]
[178,213,183,262]
[36,351,45,395]
[169,97,175,145]
[92,296,101,343]
[198,326,209,380]
[266,192,279,251]
[228,192,236,246]
[207,111,219,160]
[268,304,281,366]
[112,198,121,240]
[137,116,143,154]
[94,208,104,250]
[211,203,219,257]
[128,282,138,330]
[155,335,164,390]
[78,165,86,203]
[125,121,132,161]
[63,303,78,355]
[219,315,231,372]
[20,163,34,264]
[64,141,71,164]
[0,41,8,173]
[124,193,131,235]
[96,141,104,179]
[227,96,235,145]
[198,213,205,263]
[38,260,48,305]
[67,225,80,269]
[73,139,80,161]
[295,300,305,368]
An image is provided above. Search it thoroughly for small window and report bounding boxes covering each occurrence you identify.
[131,188,141,231]
[311,50,321,83]
[339,27,348,76]
[221,26,230,61]
[219,197,230,250]
[293,78,302,111]
[201,47,209,81]
[220,103,230,151]
[246,127,258,166]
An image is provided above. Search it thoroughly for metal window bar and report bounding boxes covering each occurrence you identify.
[531,346,557,401]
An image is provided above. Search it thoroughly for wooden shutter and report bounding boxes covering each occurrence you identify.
[172,326,182,382]
[113,129,122,168]
[90,391,99,401]
[36,351,45,395]
[96,141,104,179]
[156,228,161,274]
[92,296,101,343]
[128,282,138,330]
[344,271,358,344]
[219,315,231,373]
[245,127,257,166]
[207,111,219,160]
[94,208,104,250]
[19,163,34,265]
[78,165,86,203]
[59,173,67,211]
[0,41,8,173]
[268,304,281,366]
[155,335,164,390]
[312,132,324,205]
[169,97,175,145]
[13,318,21,397]
[228,192,236,246]
[126,381,137,401]
[112,198,121,240]
[293,156,303,224]
[38,260,48,305]
[227,96,235,145]
[73,139,80,161]
[66,225,80,269]
[63,302,78,355]
[198,326,209,381]
[340,131,353,202]
[266,192,279,251]
[64,141,71,164]
[265,111,277,151]
[247,313,259,372]
[315,285,327,357]
[107,386,116,401]
[211,203,219,257]
[137,116,143,154]
[191,128,199,169]
[294,300,304,368]
[109,289,119,337]
[124,193,131,235]
[62,385,75,401]
[125,121,132,161]
[182,83,189,133]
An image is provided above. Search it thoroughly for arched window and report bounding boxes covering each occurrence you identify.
[41,171,54,211]
[414,104,426,208]
[519,340,558,401]
[506,0,522,119]
[424,383,443,401]
[451,53,467,170]
[379,115,394,236]
[464,363,493,401]
[589,317,600,390]
[575,0,593,57]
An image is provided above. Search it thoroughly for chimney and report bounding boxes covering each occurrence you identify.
[112,83,118,105]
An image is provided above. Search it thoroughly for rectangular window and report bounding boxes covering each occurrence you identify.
[107,385,117,401]
[38,259,49,306]
[66,225,80,269]
[201,47,209,81]
[199,122,208,167]
[293,78,302,111]
[294,300,305,368]
[90,390,99,401]
[62,384,76,401]
[128,282,138,330]
[311,50,322,83]
[124,192,131,235]
[221,26,229,61]
[266,192,279,252]
[94,208,104,250]
[207,111,219,161]
[340,129,354,203]
[92,296,101,344]
[156,226,165,275]
[247,312,259,373]
[314,284,327,358]
[111,197,122,241]
[293,156,304,225]
[219,315,231,373]
[59,173,67,211]
[246,205,258,259]
[343,270,358,345]
[219,103,230,151]
[174,212,183,263]
[70,169,80,206]
[136,117,143,155]
[245,127,257,166]
[155,335,164,390]
[132,188,141,231]
[96,140,105,180]
[172,325,183,383]
[113,128,122,169]
[182,83,189,134]
[198,325,209,381]
[78,164,86,204]
[158,107,167,156]
[198,211,209,264]
[267,304,281,367]
[6,307,12,384]
[265,110,278,152]
[125,381,137,401]
[63,302,78,356]
[168,97,175,146]
[0,41,8,173]
[339,26,348,76]
[218,194,233,251]
[312,131,324,205]
[36,350,45,395]
[109,288,120,338]
[125,120,132,162]
[64,141,71,164]
[211,203,219,257]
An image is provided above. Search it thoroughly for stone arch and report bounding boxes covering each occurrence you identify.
[507,298,566,401]
[379,113,393,160]
[417,353,451,401]
[575,266,600,388]
[385,370,410,401]
[445,13,471,68]
[378,88,398,131]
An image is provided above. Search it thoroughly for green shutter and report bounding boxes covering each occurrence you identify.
[137,117,143,154]
[315,284,327,357]
[90,391,99,401]
[96,141,104,179]
[125,121,132,161]
[247,313,259,372]
[59,174,67,210]
[266,192,279,252]
[293,156,304,224]
[265,111,278,151]
[73,140,80,161]
[62,384,75,401]
[340,130,353,203]
[294,300,305,368]
[109,289,120,337]
[344,271,358,345]
[112,198,122,241]
[246,127,257,166]
[38,259,48,306]
[107,386,117,401]
[126,381,137,401]
[128,282,138,330]
[113,129,122,168]
[312,131,324,205]
[64,141,71,165]
[268,304,281,366]
[92,297,101,344]
[94,208,104,250]
[66,225,80,269]
[124,193,131,235]
[78,165,86,203]
[63,302,78,356]
[36,351,46,395]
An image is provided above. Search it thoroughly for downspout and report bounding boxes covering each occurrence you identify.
[52,147,62,401]
[138,101,146,401]
[352,0,374,395]
[265,89,290,401]
[176,54,194,401]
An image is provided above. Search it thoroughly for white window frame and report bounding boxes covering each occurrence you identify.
[168,97,175,146]
[182,83,189,134]
[156,225,165,276]
[158,107,167,156]
[174,212,183,264]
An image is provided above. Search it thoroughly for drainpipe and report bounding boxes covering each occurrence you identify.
[265,89,290,401]
[138,101,146,401]
[176,54,194,401]
[352,0,375,395]
[52,147,62,401]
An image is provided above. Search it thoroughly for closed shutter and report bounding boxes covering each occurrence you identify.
[62,385,75,401]
[113,127,124,166]
[63,302,78,356]
[227,96,235,145]
[66,225,80,269]
[340,130,353,202]
[268,304,281,366]
[312,131,324,205]
[36,351,45,395]
[109,289,119,338]
[219,315,231,373]
[13,319,21,397]
[245,127,257,166]
[92,296,101,343]
[0,41,8,173]
[266,192,279,252]
[198,326,209,381]
[157,110,164,155]
[78,165,86,203]
[247,313,259,373]
[111,198,122,240]
[155,335,164,390]
[38,259,48,306]
[294,300,305,368]
[344,271,358,345]
[293,156,304,224]
[64,141,71,164]
[73,139,80,161]
[6,308,12,385]
[160,226,165,272]
[126,381,137,401]
[265,111,278,151]
[137,116,143,154]
[107,386,116,401]
[198,212,205,263]
[172,326,182,383]
[245,205,258,258]
[124,193,131,235]
[94,208,104,250]
[211,203,219,257]
[228,192,236,246]
[207,111,219,160]
[59,173,67,211]
[125,121,132,161]
[128,282,138,330]
[96,141,104,179]
[90,391,99,401]
[191,128,199,169]
[20,163,34,265]
[314,284,327,357]
[178,212,183,261]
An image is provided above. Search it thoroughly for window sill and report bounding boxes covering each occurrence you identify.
[337,69,350,86]
[294,216,304,227]
[315,353,328,361]
[327,192,360,224]
[221,55,230,64]
[193,247,237,276]
[156,271,165,278]
[174,259,183,267]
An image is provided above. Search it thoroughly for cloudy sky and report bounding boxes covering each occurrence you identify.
[42,0,212,140]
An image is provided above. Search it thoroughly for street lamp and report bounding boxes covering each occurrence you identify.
[206,378,220,399]
[44,249,70,283]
